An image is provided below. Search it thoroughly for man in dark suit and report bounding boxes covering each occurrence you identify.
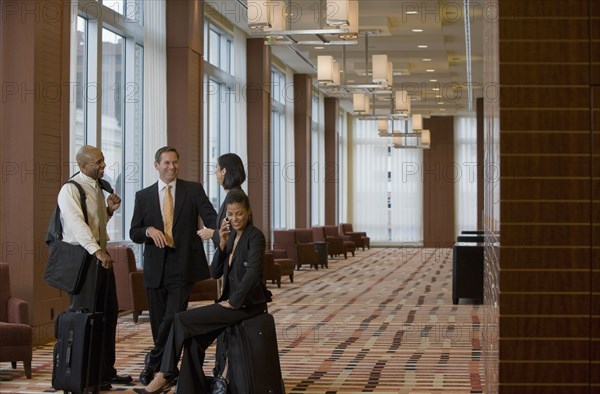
[130,146,217,385]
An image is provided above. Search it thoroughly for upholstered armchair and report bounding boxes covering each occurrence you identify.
[0,262,32,378]
[189,278,219,302]
[293,229,320,270]
[273,229,318,270]
[109,245,148,323]
[263,252,282,288]
[270,251,294,283]
[324,225,356,257]
[312,226,347,259]
[340,223,370,251]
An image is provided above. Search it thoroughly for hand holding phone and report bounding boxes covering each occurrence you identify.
[223,218,231,233]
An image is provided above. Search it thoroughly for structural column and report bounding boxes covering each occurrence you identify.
[166,0,204,181]
[0,0,72,344]
[292,74,312,228]
[246,38,271,237]
[323,97,339,225]
[422,116,455,248]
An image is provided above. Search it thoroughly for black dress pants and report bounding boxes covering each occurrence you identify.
[70,258,119,381]
[146,248,194,370]
[160,303,266,393]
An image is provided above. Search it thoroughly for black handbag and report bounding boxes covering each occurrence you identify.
[44,179,91,294]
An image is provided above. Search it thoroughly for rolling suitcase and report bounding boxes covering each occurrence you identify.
[52,260,106,393]
[220,312,285,394]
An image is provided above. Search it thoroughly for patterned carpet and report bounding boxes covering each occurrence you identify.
[0,247,484,393]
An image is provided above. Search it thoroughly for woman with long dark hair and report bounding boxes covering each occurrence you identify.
[134,190,270,393]
[198,153,246,247]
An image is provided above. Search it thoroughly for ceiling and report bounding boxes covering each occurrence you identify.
[218,0,484,116]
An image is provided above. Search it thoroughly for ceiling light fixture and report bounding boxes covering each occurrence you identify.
[248,0,360,45]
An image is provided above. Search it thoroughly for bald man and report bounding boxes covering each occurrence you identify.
[57,145,131,389]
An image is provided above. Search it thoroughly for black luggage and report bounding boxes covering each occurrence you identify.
[52,261,106,393]
[215,312,285,394]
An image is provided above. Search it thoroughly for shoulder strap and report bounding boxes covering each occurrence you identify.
[66,179,88,224]
[46,179,89,245]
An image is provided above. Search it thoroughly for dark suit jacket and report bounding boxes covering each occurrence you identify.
[210,224,270,309]
[130,179,217,288]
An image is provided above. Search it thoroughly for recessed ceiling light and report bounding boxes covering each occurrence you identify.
[438,102,445,105]
[426,69,435,72]
[432,88,440,91]
[430,79,438,82]
[422,58,431,62]
[314,46,324,50]
[412,29,423,32]
[440,108,446,111]
[435,95,442,98]
[418,45,428,48]
[406,11,418,15]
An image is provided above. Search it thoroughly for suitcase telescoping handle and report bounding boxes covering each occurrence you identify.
[84,258,110,394]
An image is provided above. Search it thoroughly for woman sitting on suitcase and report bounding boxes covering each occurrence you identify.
[134,189,271,394]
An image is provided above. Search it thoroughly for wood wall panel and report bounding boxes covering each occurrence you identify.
[500,87,590,109]
[500,339,590,361]
[501,224,591,246]
[499,362,590,384]
[500,110,590,131]
[500,294,590,315]
[500,0,590,17]
[500,64,590,86]
[500,133,591,155]
[499,316,590,338]
[501,202,590,223]
[499,42,589,63]
[499,247,592,269]
[497,2,595,392]
[500,179,591,200]
[500,270,590,292]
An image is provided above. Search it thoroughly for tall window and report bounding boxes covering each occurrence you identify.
[389,118,423,243]
[353,118,423,243]
[337,111,348,223]
[203,19,235,258]
[271,68,287,229]
[311,91,322,225]
[70,2,144,243]
[454,116,478,235]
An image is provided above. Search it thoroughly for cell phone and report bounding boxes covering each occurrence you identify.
[224,218,231,231]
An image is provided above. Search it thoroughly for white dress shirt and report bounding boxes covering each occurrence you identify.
[58,172,111,255]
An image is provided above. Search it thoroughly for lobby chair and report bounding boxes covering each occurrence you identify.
[0,262,32,378]
[273,229,318,270]
[293,229,321,270]
[189,278,219,302]
[312,226,346,260]
[324,225,355,257]
[108,245,148,323]
[340,223,370,251]
[263,252,282,288]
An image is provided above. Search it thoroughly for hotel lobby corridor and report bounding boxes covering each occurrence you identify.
[0,247,483,393]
